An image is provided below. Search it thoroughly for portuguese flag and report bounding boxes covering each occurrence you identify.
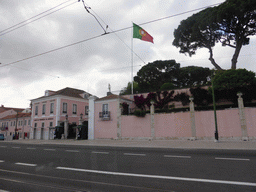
[133,23,154,43]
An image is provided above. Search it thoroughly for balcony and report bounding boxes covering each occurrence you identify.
[99,111,111,121]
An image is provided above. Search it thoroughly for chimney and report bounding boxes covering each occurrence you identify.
[45,90,55,96]
[107,92,113,96]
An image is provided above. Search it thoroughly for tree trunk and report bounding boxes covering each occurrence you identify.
[231,39,243,70]
[208,47,223,70]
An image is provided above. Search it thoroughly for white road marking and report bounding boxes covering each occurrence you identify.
[164,155,191,158]
[65,150,79,153]
[123,153,146,156]
[91,151,109,154]
[15,162,37,167]
[215,157,250,161]
[0,146,7,148]
[56,166,256,187]
[12,147,20,149]
[26,147,36,150]
[0,189,10,192]
[0,160,4,163]
[43,149,56,151]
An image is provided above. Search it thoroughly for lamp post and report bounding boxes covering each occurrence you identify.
[211,74,219,142]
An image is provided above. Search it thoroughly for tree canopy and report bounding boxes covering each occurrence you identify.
[134,60,180,93]
[173,0,256,70]
[120,60,211,94]
[212,69,256,103]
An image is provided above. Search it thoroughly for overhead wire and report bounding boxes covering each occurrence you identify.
[82,1,146,64]
[0,35,103,68]
[1,2,225,69]
[9,65,60,78]
[0,0,77,37]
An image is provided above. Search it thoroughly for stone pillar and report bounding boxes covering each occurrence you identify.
[237,92,249,141]
[189,97,196,140]
[116,96,122,140]
[88,96,97,140]
[150,101,155,140]
[64,119,68,139]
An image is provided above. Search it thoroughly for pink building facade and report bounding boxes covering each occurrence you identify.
[0,112,31,140]
[93,94,133,139]
[30,87,91,140]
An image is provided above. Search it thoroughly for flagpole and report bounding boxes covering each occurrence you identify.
[131,22,134,95]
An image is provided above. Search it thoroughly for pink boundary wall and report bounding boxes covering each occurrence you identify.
[93,95,256,140]
[121,115,151,138]
[245,108,256,137]
[154,113,191,138]
[195,109,241,138]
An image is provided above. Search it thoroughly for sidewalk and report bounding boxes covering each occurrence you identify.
[5,139,256,150]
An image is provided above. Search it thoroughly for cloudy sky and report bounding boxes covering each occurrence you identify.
[0,0,256,108]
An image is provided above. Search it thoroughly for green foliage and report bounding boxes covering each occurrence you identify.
[160,83,175,91]
[121,102,129,115]
[174,92,190,106]
[190,87,212,106]
[134,60,180,93]
[120,82,139,95]
[121,60,212,94]
[212,69,256,103]
[173,0,256,69]
[213,69,256,90]
[177,66,212,87]
[134,110,146,117]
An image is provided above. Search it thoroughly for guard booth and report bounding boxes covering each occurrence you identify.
[76,121,88,140]
[54,125,64,139]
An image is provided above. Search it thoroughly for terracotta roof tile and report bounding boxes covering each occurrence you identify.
[96,94,133,102]
[31,87,91,101]
[0,106,24,113]
[0,113,31,120]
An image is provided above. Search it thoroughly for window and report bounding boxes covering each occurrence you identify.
[102,104,108,113]
[13,121,15,126]
[42,104,46,115]
[24,120,27,126]
[73,104,77,114]
[28,120,30,126]
[34,123,37,128]
[49,122,53,127]
[7,122,8,127]
[42,122,44,128]
[50,103,54,114]
[35,106,38,115]
[85,106,89,115]
[11,122,12,126]
[21,121,23,126]
[63,103,67,113]
[99,104,110,120]
[18,121,20,126]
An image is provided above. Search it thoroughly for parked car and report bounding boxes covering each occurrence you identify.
[0,134,5,140]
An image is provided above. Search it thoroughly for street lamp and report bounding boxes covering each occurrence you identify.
[211,73,219,142]
[80,113,83,120]
[65,114,68,120]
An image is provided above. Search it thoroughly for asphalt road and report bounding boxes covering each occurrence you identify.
[0,142,255,192]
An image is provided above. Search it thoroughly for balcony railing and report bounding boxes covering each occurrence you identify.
[99,111,110,120]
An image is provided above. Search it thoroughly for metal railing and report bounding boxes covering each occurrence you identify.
[99,111,111,120]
